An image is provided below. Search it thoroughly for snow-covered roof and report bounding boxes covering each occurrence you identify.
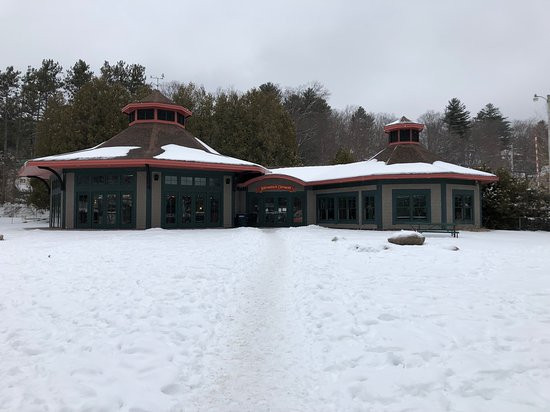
[34,146,140,161]
[155,144,258,166]
[31,143,259,167]
[269,159,496,183]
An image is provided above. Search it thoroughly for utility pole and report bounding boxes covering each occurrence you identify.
[533,94,550,192]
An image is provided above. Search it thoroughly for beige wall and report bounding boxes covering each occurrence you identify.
[136,171,147,229]
[151,171,161,228]
[382,183,441,229]
[446,183,481,227]
[64,173,74,229]
[223,175,233,228]
[307,190,316,225]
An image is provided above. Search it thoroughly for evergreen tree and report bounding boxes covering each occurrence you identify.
[471,103,512,169]
[64,59,93,99]
[100,60,147,96]
[481,167,550,229]
[443,98,470,138]
[348,106,376,159]
[331,147,355,164]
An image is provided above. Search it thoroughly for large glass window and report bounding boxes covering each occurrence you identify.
[157,109,175,122]
[364,193,376,222]
[389,130,398,143]
[195,194,205,222]
[182,195,192,224]
[210,195,220,224]
[92,193,104,225]
[400,129,411,141]
[195,177,206,186]
[177,113,185,126]
[293,197,303,224]
[165,194,176,224]
[137,109,154,120]
[338,197,356,221]
[393,190,430,223]
[128,111,135,124]
[454,191,473,223]
[106,194,117,225]
[121,193,133,225]
[412,130,420,142]
[318,197,335,221]
[78,194,89,224]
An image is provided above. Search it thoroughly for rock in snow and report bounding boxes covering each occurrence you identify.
[387,230,425,245]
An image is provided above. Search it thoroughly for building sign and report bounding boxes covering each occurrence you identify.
[257,184,296,193]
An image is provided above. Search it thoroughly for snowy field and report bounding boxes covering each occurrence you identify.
[1,219,550,412]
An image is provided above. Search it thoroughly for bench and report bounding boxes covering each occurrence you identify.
[412,223,459,238]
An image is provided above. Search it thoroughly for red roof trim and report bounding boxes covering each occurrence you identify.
[19,158,267,177]
[238,172,497,188]
[384,123,424,133]
[121,102,193,117]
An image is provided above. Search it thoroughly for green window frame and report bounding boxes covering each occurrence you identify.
[181,176,193,185]
[392,189,431,224]
[453,190,474,223]
[317,192,358,224]
[364,191,376,223]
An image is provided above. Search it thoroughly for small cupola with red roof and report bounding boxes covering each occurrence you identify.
[121,90,193,128]
[383,116,424,145]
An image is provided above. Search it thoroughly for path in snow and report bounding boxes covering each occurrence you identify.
[201,229,311,411]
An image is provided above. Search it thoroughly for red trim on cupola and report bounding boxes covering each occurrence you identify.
[121,102,192,117]
[383,122,424,133]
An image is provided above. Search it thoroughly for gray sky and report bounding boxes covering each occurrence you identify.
[2,0,550,121]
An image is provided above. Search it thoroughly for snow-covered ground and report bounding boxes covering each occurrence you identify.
[1,219,549,412]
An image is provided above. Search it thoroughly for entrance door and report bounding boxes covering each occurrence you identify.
[91,192,104,228]
[76,192,91,228]
[263,196,289,227]
[194,193,206,227]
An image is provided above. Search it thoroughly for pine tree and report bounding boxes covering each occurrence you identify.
[471,103,512,168]
[64,59,93,99]
[443,98,470,139]
[331,147,355,164]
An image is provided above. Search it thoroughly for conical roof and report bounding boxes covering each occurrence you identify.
[372,143,441,165]
[137,89,176,105]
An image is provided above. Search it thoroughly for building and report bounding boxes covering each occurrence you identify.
[19,91,497,230]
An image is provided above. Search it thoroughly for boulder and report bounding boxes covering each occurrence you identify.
[387,230,425,246]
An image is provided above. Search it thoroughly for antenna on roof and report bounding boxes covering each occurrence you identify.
[150,73,165,89]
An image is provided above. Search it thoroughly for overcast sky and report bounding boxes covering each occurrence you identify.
[1,0,550,121]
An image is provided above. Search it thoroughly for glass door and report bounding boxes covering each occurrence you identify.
[105,193,118,227]
[164,193,178,228]
[91,192,104,228]
[194,193,206,227]
[208,193,221,227]
[181,194,193,227]
[76,192,91,228]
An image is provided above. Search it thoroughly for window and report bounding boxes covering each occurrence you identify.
[195,194,205,222]
[209,195,220,224]
[194,177,206,186]
[389,130,398,143]
[181,176,193,185]
[393,190,430,223]
[106,175,119,185]
[165,175,178,185]
[78,194,89,224]
[364,192,376,222]
[177,113,185,126]
[122,174,134,185]
[106,194,117,225]
[121,193,133,225]
[137,109,154,120]
[454,191,474,223]
[318,197,335,221]
[293,197,303,224]
[209,177,221,187]
[400,129,411,141]
[128,111,135,123]
[76,175,90,186]
[157,109,175,122]
[412,130,420,142]
[338,197,356,221]
[92,175,105,185]
[165,194,176,224]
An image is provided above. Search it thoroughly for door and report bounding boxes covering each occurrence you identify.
[76,192,91,228]
[194,193,206,227]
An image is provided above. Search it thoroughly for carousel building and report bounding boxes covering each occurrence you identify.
[19,91,497,230]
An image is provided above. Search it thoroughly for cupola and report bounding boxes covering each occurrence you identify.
[383,116,424,145]
[121,90,193,128]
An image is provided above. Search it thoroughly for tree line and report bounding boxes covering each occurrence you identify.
[1,59,549,210]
